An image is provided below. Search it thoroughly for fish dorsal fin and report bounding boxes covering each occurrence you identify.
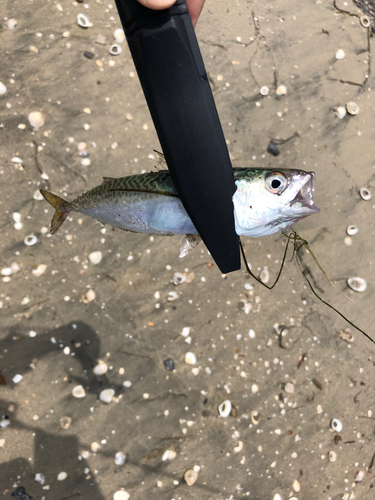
[153,149,168,171]
[102,177,115,184]
[179,234,202,258]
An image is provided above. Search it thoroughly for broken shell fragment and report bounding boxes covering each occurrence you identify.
[99,388,115,403]
[328,450,337,462]
[276,85,287,96]
[173,272,186,285]
[24,235,37,246]
[77,13,90,28]
[346,101,359,115]
[28,111,44,129]
[346,225,358,236]
[354,470,365,483]
[347,277,367,293]
[251,410,260,425]
[360,187,371,201]
[260,85,269,96]
[0,82,7,95]
[218,400,232,418]
[233,440,244,453]
[72,385,86,398]
[335,48,345,60]
[184,469,198,486]
[7,19,17,29]
[93,360,108,375]
[32,264,47,277]
[335,106,346,119]
[114,28,125,43]
[330,418,343,432]
[162,449,176,461]
[60,416,72,429]
[360,15,371,28]
[114,451,126,466]
[339,328,354,342]
[109,44,122,56]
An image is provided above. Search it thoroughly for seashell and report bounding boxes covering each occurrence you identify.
[330,418,343,432]
[86,289,96,302]
[260,85,269,96]
[57,471,67,481]
[12,212,21,223]
[184,469,198,486]
[273,494,282,500]
[72,385,86,398]
[346,101,359,115]
[11,157,23,163]
[13,374,23,384]
[335,106,346,119]
[233,440,243,453]
[35,473,45,485]
[28,111,44,128]
[184,352,196,365]
[251,384,259,393]
[14,222,23,230]
[284,382,295,394]
[109,44,122,56]
[181,326,190,337]
[260,267,270,284]
[91,442,101,452]
[360,187,371,200]
[60,416,72,429]
[360,15,371,28]
[77,142,87,151]
[334,434,342,445]
[347,277,367,293]
[1,268,12,276]
[0,82,7,95]
[218,400,232,418]
[99,388,115,403]
[346,225,358,236]
[7,19,17,29]
[167,291,178,301]
[24,235,38,246]
[293,480,301,492]
[18,123,26,129]
[354,470,365,483]
[250,410,260,425]
[89,251,102,264]
[339,328,354,343]
[276,85,287,96]
[32,264,47,277]
[114,28,125,43]
[328,450,337,462]
[93,360,108,375]
[114,451,126,466]
[335,48,345,60]
[173,272,186,285]
[162,449,176,461]
[33,190,44,201]
[77,13,90,28]
[11,263,20,274]
[113,492,130,500]
[81,158,91,167]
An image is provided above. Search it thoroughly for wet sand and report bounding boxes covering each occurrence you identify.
[1,0,375,499]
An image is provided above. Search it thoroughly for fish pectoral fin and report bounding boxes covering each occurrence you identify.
[40,189,70,235]
[179,234,202,258]
[101,177,116,184]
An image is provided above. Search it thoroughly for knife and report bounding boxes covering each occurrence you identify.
[114,0,241,273]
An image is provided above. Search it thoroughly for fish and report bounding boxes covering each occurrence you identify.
[40,167,319,256]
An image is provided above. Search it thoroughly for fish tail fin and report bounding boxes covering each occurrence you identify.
[40,189,71,234]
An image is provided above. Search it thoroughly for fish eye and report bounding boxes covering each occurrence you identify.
[265,172,288,195]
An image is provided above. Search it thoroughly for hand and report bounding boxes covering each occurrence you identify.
[137,0,205,27]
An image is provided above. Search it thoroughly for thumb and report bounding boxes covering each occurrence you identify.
[136,0,177,9]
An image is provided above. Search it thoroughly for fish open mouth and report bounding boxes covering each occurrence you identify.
[290,172,320,214]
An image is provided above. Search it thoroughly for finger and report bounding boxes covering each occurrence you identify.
[186,0,205,27]
[137,0,177,10]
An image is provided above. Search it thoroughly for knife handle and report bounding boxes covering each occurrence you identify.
[114,0,241,273]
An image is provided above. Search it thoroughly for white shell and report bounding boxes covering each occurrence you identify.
[72,385,86,398]
[28,111,44,128]
[114,451,126,466]
[33,189,44,201]
[173,272,186,285]
[167,291,179,301]
[184,352,196,365]
[32,264,47,277]
[0,82,7,95]
[91,442,101,452]
[12,212,21,223]
[7,19,17,29]
[293,480,301,492]
[57,471,67,481]
[113,492,130,500]
[335,106,346,119]
[330,418,343,432]
[86,289,96,302]
[162,449,177,461]
[347,277,367,293]
[89,251,102,264]
[346,101,359,115]
[276,85,287,96]
[77,142,87,151]
[81,158,91,167]
[13,374,23,384]
[260,267,270,284]
[250,410,260,425]
[260,85,269,96]
[360,15,371,28]
[1,268,12,276]
[99,388,115,403]
[346,225,358,235]
[24,235,38,246]
[284,382,295,394]
[109,44,122,56]
[77,13,90,28]
[60,416,72,429]
[355,470,365,483]
[360,187,371,200]
[184,469,198,486]
[328,450,337,462]
[11,157,23,163]
[218,400,232,418]
[93,360,108,375]
[335,48,345,60]
[114,28,125,43]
